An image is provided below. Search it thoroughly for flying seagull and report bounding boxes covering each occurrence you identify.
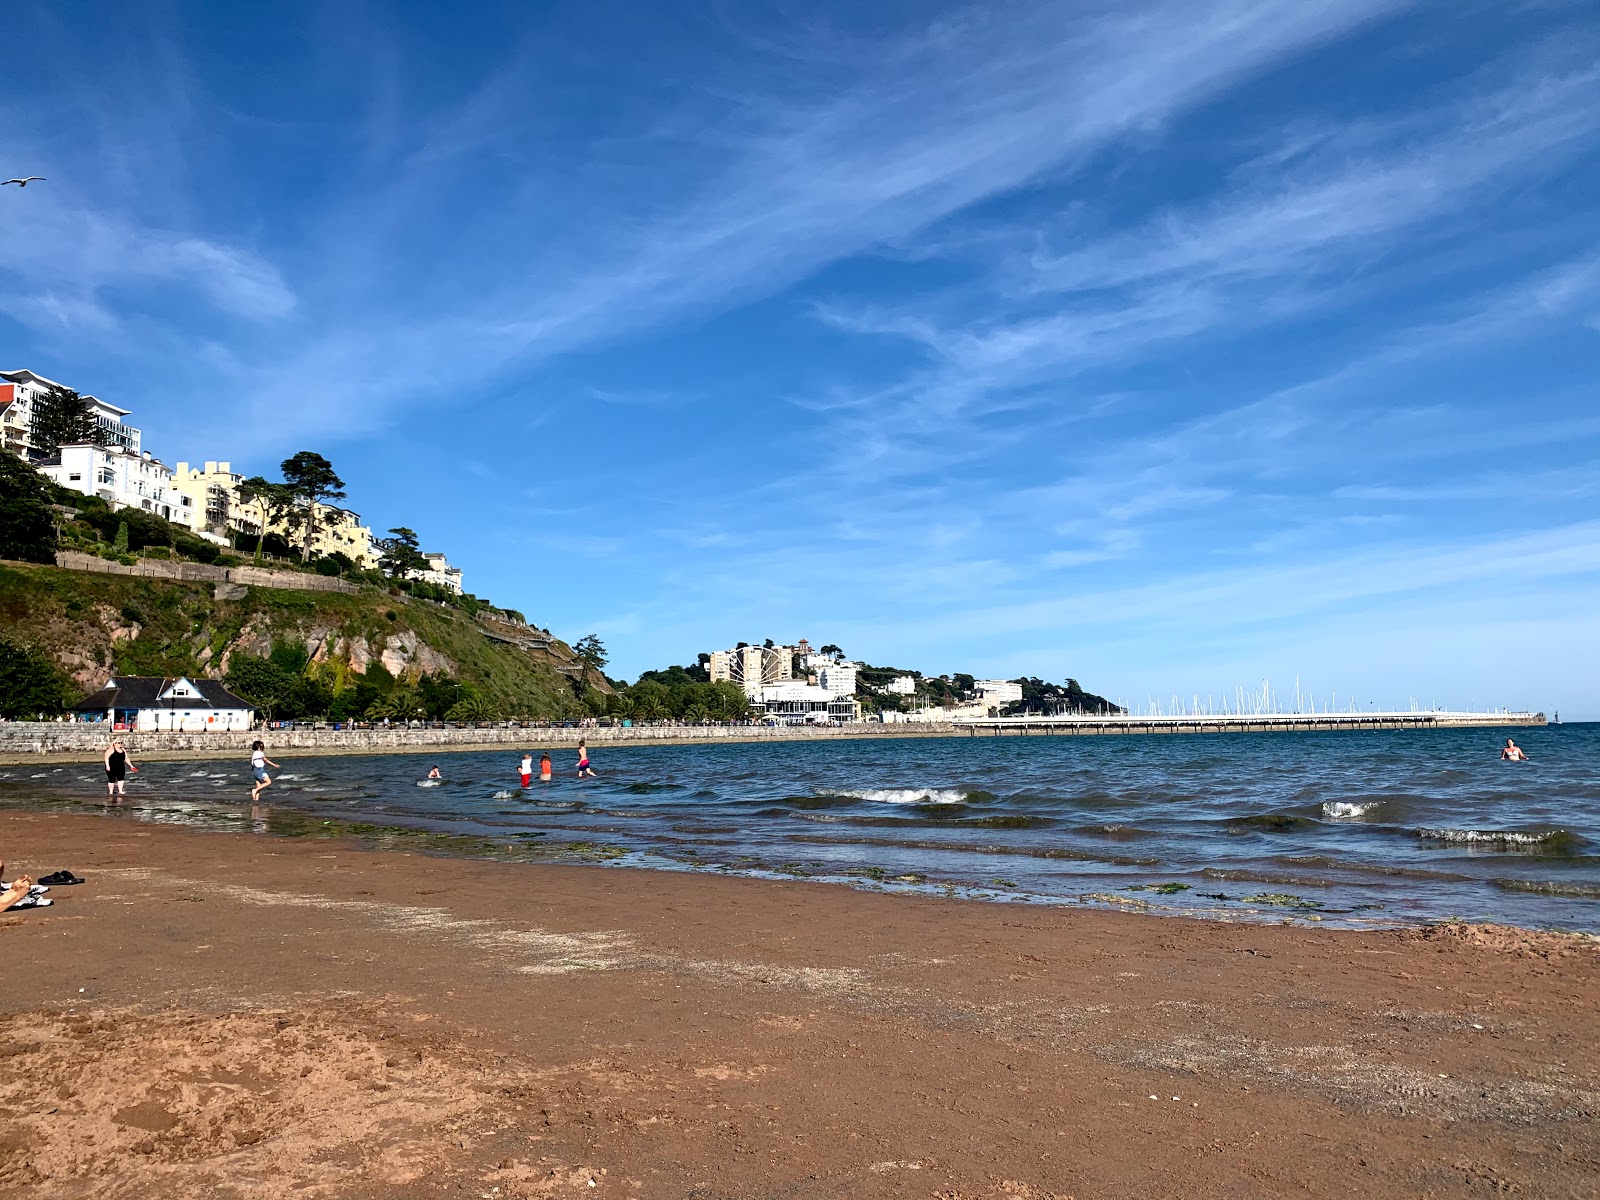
[3,177,45,187]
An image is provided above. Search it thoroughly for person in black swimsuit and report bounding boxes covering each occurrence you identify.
[103,739,134,798]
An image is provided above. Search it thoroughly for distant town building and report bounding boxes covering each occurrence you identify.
[815,660,859,698]
[751,680,860,724]
[413,551,463,594]
[171,461,264,543]
[38,444,200,531]
[73,675,255,732]
[284,504,376,568]
[883,675,918,696]
[708,644,794,691]
[171,459,376,565]
[975,680,1024,707]
[1,368,141,461]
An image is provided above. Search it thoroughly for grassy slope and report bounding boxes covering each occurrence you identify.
[0,563,587,717]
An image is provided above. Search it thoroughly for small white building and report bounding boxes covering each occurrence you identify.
[38,444,199,530]
[73,676,256,732]
[975,679,1024,707]
[0,368,141,461]
[413,552,464,594]
[882,675,918,696]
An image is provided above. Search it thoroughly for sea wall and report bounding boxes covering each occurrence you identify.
[0,709,1543,763]
[49,550,358,594]
[0,721,964,761]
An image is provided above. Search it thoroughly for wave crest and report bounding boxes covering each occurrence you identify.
[1322,800,1382,820]
[832,788,968,805]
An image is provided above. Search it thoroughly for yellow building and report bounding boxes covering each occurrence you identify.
[171,460,375,566]
[171,461,264,542]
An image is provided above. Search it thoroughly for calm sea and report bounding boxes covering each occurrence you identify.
[4,723,1597,931]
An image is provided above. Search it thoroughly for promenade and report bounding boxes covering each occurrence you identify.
[0,708,1543,763]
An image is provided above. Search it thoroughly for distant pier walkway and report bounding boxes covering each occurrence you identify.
[952,710,1545,735]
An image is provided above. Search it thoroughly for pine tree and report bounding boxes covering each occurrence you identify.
[112,521,129,554]
[31,385,107,457]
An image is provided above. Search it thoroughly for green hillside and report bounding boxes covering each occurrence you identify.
[0,562,599,720]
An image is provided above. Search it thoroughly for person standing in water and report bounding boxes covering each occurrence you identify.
[1500,738,1531,762]
[103,739,135,799]
[250,741,281,801]
[539,753,553,782]
[519,753,534,788]
[576,740,595,778]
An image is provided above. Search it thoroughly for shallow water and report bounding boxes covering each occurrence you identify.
[4,723,1596,930]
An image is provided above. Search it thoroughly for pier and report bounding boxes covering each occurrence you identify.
[951,710,1545,735]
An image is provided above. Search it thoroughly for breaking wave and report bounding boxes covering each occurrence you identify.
[831,788,969,805]
[1322,800,1383,820]
[1414,828,1583,853]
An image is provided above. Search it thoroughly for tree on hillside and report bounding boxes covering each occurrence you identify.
[0,451,57,563]
[376,526,428,579]
[279,452,346,561]
[238,476,293,563]
[30,384,107,457]
[573,634,608,675]
[818,644,843,660]
[0,635,72,719]
[224,656,297,722]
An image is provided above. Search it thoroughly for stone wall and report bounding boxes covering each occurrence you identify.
[0,721,965,760]
[50,550,358,594]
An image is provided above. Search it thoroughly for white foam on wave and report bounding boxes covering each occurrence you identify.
[416,779,443,788]
[492,789,519,799]
[1416,827,1559,845]
[834,788,967,805]
[1322,801,1382,820]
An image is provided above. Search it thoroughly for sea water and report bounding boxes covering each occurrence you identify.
[3,723,1596,931]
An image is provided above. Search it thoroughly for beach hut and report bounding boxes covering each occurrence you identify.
[73,676,257,732]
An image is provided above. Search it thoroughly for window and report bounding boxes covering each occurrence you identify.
[68,472,82,482]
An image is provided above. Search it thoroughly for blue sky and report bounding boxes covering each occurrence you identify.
[4,0,1598,717]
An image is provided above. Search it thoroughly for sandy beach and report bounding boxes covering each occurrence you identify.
[2,809,1597,1199]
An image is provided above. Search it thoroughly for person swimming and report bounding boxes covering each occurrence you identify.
[427,765,442,780]
[1500,738,1531,762]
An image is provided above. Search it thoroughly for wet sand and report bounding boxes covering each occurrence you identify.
[2,810,1597,1199]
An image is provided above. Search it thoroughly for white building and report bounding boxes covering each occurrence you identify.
[752,680,860,724]
[975,680,1024,707]
[816,660,859,698]
[883,675,918,696]
[73,675,256,732]
[38,444,199,531]
[414,551,464,594]
[0,368,140,461]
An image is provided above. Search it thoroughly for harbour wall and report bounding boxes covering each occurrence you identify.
[0,710,1544,763]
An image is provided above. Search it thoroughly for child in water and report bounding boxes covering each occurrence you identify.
[576,740,595,778]
[539,753,553,782]
[519,754,534,788]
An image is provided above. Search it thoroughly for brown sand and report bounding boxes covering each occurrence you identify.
[1,810,1597,1199]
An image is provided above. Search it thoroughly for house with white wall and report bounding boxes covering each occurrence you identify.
[38,444,201,532]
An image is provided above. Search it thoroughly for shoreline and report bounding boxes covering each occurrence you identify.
[2,809,1597,1198]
